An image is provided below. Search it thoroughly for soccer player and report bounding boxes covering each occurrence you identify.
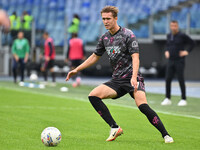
[66,33,85,87]
[66,6,173,143]
[161,20,195,106]
[41,32,56,84]
[12,31,30,83]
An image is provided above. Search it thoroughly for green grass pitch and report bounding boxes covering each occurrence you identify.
[0,81,200,150]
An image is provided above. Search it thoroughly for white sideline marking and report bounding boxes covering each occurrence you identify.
[1,86,200,120]
[0,105,90,110]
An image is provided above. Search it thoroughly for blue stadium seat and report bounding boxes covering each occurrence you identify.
[2,0,199,45]
[153,16,167,34]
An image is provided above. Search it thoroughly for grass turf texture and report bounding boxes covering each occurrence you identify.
[0,81,199,150]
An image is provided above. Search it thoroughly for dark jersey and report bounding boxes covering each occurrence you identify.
[95,27,139,79]
[166,32,195,60]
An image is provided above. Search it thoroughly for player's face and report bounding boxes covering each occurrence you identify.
[18,32,24,39]
[101,12,117,30]
[170,22,179,34]
[43,34,47,39]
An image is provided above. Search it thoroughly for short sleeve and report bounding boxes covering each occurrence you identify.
[126,33,139,55]
[94,36,105,56]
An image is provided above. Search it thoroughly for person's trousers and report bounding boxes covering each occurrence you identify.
[165,59,186,100]
[12,58,26,82]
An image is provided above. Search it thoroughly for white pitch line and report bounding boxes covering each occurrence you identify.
[0,105,91,110]
[1,86,200,120]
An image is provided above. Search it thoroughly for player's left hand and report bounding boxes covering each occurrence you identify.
[66,69,78,81]
[45,57,50,61]
[24,57,28,63]
[179,50,188,57]
[131,77,138,92]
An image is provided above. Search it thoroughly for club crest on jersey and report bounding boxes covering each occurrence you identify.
[132,41,138,48]
[105,46,121,55]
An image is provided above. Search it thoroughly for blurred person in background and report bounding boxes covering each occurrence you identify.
[161,20,195,106]
[9,12,21,40]
[12,31,30,83]
[68,14,80,35]
[41,32,56,84]
[0,9,10,33]
[21,11,33,44]
[65,33,85,87]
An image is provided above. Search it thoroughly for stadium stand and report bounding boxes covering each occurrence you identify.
[0,0,200,46]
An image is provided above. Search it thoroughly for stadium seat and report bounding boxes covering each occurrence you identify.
[1,0,199,45]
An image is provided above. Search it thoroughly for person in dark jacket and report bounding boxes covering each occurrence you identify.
[161,20,195,106]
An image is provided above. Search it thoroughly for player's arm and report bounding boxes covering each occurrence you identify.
[131,53,139,92]
[24,53,29,63]
[24,40,30,63]
[179,34,195,57]
[165,34,170,59]
[12,41,19,61]
[48,42,53,58]
[66,53,100,81]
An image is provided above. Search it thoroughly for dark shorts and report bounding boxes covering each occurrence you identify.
[42,60,55,69]
[103,77,145,99]
[71,59,82,68]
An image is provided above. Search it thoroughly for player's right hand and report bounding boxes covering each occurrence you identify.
[165,51,170,59]
[65,69,78,81]
[14,56,19,62]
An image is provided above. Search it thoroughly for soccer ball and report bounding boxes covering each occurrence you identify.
[30,73,38,81]
[41,127,62,146]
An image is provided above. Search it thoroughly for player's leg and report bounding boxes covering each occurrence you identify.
[12,58,18,83]
[41,61,48,82]
[134,90,173,143]
[88,84,118,126]
[50,67,55,82]
[176,59,187,106]
[88,84,123,141]
[162,61,174,105]
[49,60,56,83]
[19,58,25,82]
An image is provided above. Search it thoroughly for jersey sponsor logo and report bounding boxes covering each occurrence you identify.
[132,41,138,48]
[105,46,121,55]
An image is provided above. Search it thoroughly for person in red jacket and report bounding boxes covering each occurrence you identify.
[41,31,56,83]
[66,33,85,87]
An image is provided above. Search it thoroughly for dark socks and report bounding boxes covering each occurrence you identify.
[43,71,47,81]
[139,104,169,138]
[88,96,118,128]
[52,72,56,82]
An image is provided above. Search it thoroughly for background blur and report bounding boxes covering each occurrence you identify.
[0,0,200,80]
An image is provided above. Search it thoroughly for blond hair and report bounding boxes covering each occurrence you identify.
[101,6,119,18]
